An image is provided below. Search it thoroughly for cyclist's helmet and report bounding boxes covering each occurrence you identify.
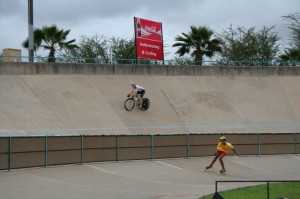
[130,82,136,86]
[220,136,227,140]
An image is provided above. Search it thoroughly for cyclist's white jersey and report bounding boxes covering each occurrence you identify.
[133,85,144,92]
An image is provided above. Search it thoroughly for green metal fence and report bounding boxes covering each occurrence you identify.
[1,55,300,66]
[0,133,299,171]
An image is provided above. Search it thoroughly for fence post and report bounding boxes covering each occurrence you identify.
[8,136,12,171]
[116,135,119,162]
[151,134,155,160]
[266,181,270,199]
[294,133,298,155]
[293,133,296,155]
[186,134,190,159]
[257,133,261,157]
[296,133,299,154]
[45,135,48,167]
[81,135,84,164]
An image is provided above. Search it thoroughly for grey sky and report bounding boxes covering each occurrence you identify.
[0,0,299,59]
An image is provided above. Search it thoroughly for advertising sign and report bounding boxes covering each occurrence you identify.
[134,17,164,61]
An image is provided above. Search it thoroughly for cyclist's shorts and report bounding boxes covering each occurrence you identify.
[137,90,145,98]
[216,150,227,156]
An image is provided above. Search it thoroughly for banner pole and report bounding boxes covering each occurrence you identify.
[161,22,165,65]
[134,17,138,64]
[123,44,136,64]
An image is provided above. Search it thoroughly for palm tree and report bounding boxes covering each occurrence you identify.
[23,25,78,62]
[279,48,300,65]
[172,26,221,65]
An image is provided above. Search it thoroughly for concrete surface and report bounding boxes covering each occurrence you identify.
[0,64,300,198]
[0,155,299,199]
[0,75,300,135]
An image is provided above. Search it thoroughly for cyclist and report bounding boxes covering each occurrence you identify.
[129,82,145,109]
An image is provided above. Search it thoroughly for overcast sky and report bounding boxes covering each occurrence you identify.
[0,0,299,60]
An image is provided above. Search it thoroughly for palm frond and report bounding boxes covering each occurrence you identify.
[172,26,221,64]
[22,24,77,62]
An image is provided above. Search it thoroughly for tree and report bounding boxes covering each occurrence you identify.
[280,13,300,64]
[256,26,280,62]
[23,25,78,62]
[65,35,143,64]
[218,25,279,65]
[110,37,136,64]
[279,48,300,65]
[283,13,300,49]
[168,55,194,65]
[172,26,221,65]
[66,34,109,63]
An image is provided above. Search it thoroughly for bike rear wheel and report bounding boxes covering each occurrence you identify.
[124,98,135,111]
[141,98,150,111]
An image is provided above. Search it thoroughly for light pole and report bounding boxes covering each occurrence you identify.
[28,0,34,62]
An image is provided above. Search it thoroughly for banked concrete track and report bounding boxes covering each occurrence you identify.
[0,63,300,135]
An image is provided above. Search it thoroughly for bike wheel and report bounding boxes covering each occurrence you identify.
[141,98,150,111]
[124,98,135,111]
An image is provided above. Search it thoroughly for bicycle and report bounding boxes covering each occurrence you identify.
[124,94,150,111]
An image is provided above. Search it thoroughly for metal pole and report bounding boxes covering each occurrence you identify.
[123,44,135,64]
[8,137,12,171]
[160,21,165,65]
[267,181,270,199]
[134,17,138,64]
[81,135,84,164]
[151,135,154,160]
[257,133,261,157]
[186,134,189,159]
[45,136,48,167]
[294,133,297,155]
[28,0,34,62]
[116,135,119,162]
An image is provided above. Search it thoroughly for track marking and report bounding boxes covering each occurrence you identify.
[156,161,183,170]
[20,171,86,187]
[290,154,300,160]
[86,164,171,185]
[80,165,173,195]
[86,165,117,175]
[86,163,208,189]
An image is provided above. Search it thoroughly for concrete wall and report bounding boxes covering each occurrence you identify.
[1,62,300,76]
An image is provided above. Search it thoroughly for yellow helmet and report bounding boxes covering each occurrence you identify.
[220,136,227,140]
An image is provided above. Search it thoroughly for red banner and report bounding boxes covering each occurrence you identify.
[134,17,164,61]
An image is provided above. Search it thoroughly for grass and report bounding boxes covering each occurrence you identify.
[199,182,300,199]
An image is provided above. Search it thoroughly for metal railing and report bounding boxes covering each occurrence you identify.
[1,55,300,66]
[0,132,299,171]
[215,180,300,199]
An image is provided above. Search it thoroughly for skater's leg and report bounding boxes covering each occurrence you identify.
[207,154,220,168]
[218,154,226,171]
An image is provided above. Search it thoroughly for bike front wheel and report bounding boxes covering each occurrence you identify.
[124,98,136,111]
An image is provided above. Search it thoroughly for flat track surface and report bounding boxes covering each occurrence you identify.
[0,155,299,199]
